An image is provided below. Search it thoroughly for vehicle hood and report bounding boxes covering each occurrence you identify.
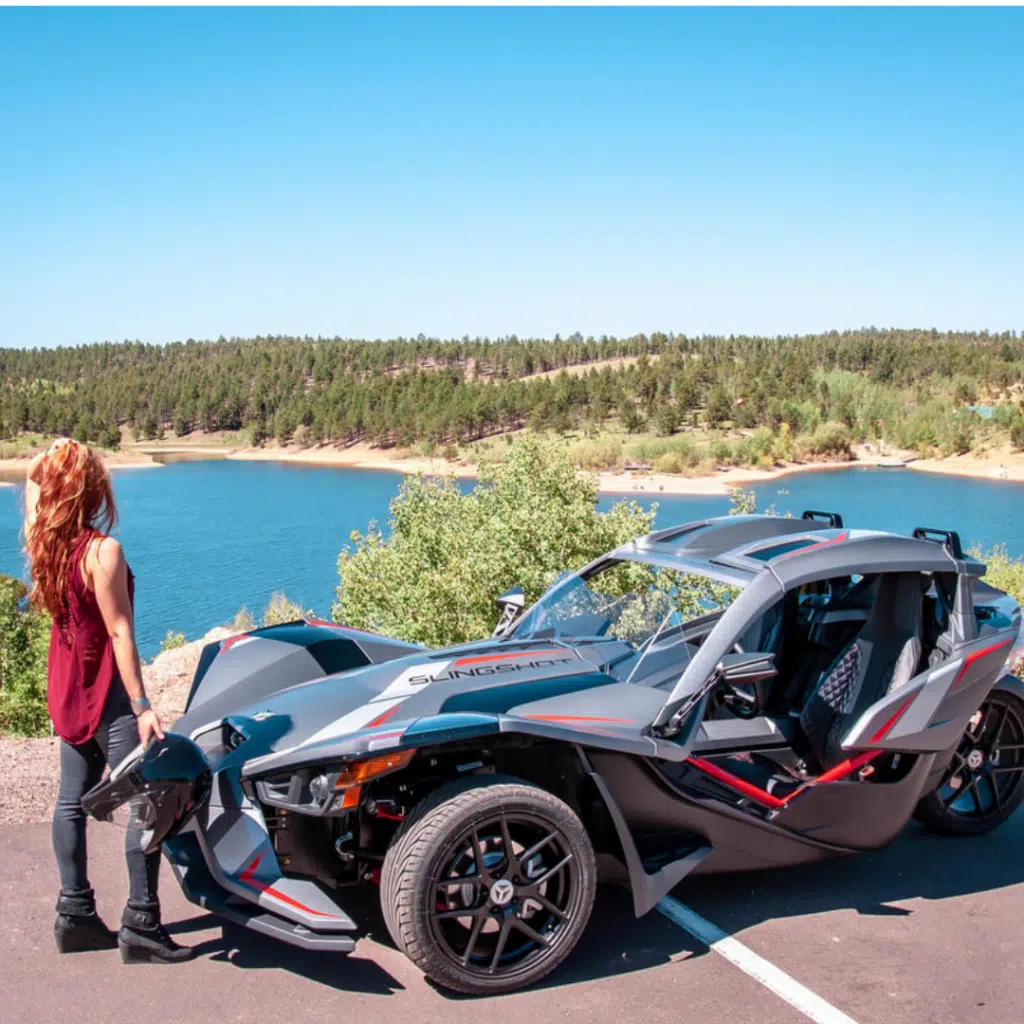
[178,637,633,774]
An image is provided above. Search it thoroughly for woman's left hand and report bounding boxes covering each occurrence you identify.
[137,708,166,749]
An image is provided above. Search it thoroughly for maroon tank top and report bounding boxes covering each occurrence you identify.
[47,530,135,745]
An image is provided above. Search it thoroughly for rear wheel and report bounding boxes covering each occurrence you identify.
[915,690,1024,836]
[380,775,596,995]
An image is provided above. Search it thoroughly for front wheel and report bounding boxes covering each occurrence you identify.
[915,689,1024,836]
[380,775,596,995]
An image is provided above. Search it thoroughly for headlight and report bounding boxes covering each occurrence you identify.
[255,748,416,816]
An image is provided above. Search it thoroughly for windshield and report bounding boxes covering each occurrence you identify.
[512,559,740,651]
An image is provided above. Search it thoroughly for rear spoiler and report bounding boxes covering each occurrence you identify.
[801,510,843,528]
[912,528,964,560]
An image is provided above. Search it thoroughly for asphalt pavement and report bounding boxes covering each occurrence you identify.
[3,810,1023,1024]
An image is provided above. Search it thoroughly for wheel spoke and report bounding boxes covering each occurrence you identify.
[986,772,1003,811]
[460,911,489,966]
[527,852,573,889]
[991,765,1024,775]
[499,815,518,874]
[969,778,984,816]
[435,905,484,920]
[488,917,512,973]
[438,874,484,889]
[991,705,1009,748]
[529,892,568,920]
[519,830,557,864]
[470,827,489,882]
[512,917,551,947]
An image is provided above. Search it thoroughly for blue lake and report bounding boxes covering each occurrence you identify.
[1,461,1020,659]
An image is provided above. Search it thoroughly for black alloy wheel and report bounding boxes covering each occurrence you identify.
[380,776,596,995]
[916,690,1024,836]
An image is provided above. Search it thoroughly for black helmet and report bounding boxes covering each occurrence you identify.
[83,733,211,855]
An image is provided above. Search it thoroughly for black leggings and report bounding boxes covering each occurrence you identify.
[52,683,160,908]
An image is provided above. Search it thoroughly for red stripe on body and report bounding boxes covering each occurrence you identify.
[951,638,1012,693]
[521,714,635,724]
[779,530,849,559]
[453,649,557,666]
[238,851,342,919]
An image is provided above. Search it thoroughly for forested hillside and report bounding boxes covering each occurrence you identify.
[1,330,1022,458]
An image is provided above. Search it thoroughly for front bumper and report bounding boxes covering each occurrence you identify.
[165,829,358,954]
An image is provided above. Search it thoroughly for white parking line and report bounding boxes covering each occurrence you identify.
[656,896,859,1024]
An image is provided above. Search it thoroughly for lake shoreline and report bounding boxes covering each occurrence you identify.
[3,441,1023,495]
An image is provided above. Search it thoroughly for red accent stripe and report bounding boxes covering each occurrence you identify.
[366,705,399,728]
[867,694,915,744]
[238,852,341,919]
[453,649,557,666]
[521,713,635,724]
[685,756,786,809]
[218,634,248,656]
[780,530,849,558]
[951,638,1012,692]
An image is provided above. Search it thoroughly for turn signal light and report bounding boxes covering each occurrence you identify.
[333,749,415,790]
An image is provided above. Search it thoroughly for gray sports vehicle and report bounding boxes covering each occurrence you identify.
[85,511,1024,994]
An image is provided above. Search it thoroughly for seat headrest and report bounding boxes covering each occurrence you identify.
[862,573,924,643]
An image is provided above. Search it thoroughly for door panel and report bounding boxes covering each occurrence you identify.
[841,630,1016,754]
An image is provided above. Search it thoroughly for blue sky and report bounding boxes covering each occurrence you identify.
[1,7,1021,348]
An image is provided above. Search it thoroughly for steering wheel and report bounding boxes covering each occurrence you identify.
[721,639,763,719]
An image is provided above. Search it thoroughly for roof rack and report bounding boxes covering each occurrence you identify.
[801,510,844,529]
[912,527,964,560]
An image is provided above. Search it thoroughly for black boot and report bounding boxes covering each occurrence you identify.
[54,889,119,953]
[118,902,196,965]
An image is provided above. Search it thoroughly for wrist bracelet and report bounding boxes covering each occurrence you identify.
[130,696,151,715]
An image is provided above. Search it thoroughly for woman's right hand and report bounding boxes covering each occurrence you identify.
[137,708,166,749]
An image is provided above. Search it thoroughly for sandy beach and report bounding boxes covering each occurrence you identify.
[3,438,1024,496]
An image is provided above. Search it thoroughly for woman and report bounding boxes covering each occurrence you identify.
[24,438,194,964]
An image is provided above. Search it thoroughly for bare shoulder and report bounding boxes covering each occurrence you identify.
[90,535,126,579]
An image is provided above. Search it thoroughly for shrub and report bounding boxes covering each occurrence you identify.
[571,437,622,471]
[1010,419,1024,452]
[292,423,312,448]
[652,451,684,474]
[804,421,853,458]
[333,435,655,647]
[229,606,256,632]
[261,592,313,627]
[159,630,186,653]
[0,575,50,737]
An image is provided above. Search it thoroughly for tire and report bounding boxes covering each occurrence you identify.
[915,689,1024,836]
[380,774,596,995]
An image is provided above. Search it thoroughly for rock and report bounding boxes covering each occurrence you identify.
[144,626,235,723]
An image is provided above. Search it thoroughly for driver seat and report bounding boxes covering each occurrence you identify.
[799,573,924,771]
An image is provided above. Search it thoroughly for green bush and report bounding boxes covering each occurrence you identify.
[261,592,313,627]
[0,575,50,737]
[652,451,684,474]
[802,421,853,458]
[333,435,655,648]
[973,546,1024,614]
[229,606,257,632]
[159,630,186,653]
[571,437,622,471]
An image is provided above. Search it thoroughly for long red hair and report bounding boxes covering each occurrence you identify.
[26,440,118,619]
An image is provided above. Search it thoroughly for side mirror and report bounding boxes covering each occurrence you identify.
[717,651,777,685]
[492,585,526,637]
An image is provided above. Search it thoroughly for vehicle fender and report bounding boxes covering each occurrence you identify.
[920,673,1024,794]
[573,746,710,917]
[993,672,1024,704]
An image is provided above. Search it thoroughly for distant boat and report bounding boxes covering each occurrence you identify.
[877,456,908,468]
